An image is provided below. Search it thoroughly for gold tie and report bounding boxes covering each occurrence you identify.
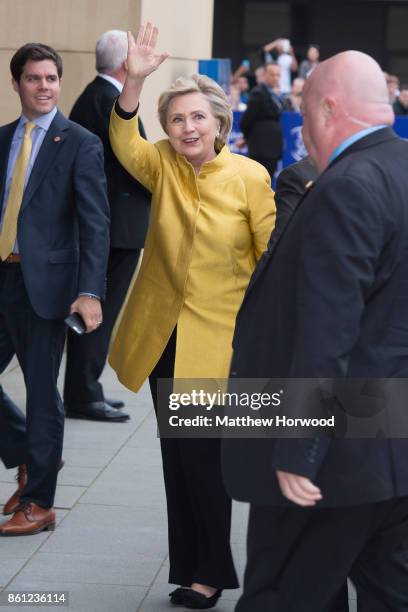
[0,121,36,260]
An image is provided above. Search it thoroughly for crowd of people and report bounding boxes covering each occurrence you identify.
[230,38,408,180]
[0,20,408,612]
[229,40,317,113]
[231,40,408,117]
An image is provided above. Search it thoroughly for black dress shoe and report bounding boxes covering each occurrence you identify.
[65,401,130,422]
[170,588,222,609]
[105,397,125,409]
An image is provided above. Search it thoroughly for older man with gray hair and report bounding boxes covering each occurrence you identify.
[224,50,408,611]
[63,31,151,422]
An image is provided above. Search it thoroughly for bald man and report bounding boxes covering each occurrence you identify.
[223,51,408,611]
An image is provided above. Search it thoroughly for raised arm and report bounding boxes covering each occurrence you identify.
[110,23,169,192]
[263,39,280,53]
[118,22,169,112]
[289,45,298,72]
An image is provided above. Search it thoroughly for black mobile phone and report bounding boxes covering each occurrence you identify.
[64,313,86,335]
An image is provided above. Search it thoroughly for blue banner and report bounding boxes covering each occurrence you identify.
[394,116,408,140]
[198,59,231,95]
[280,111,306,167]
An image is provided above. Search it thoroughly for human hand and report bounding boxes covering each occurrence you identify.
[126,22,169,80]
[263,39,280,52]
[69,296,102,333]
[234,137,247,149]
[276,470,322,506]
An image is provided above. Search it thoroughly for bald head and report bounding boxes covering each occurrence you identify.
[307,51,392,123]
[302,51,394,171]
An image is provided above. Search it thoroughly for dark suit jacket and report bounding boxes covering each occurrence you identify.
[223,128,408,508]
[70,76,151,249]
[273,156,318,239]
[0,110,110,319]
[240,83,283,160]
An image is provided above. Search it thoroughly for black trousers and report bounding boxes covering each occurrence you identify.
[64,248,140,405]
[149,329,239,590]
[236,497,408,612]
[0,263,65,508]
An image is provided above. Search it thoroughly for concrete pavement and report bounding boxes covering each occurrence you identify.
[0,357,356,611]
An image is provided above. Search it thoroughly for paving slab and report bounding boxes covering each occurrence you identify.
[58,448,115,469]
[80,463,166,508]
[14,552,163,588]
[0,531,49,560]
[0,482,17,506]
[53,486,87,510]
[0,463,13,483]
[109,445,164,468]
[139,591,238,612]
[349,600,357,612]
[40,504,168,558]
[55,466,100,488]
[62,422,135,451]
[0,559,28,588]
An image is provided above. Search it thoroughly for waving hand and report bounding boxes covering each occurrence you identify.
[126,23,169,79]
[118,23,169,112]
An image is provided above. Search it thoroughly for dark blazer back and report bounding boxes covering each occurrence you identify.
[240,83,283,159]
[223,128,408,508]
[70,76,151,249]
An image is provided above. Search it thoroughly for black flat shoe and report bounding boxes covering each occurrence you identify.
[177,589,223,609]
[169,587,191,606]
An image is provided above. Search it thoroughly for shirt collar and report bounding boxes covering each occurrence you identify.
[20,107,58,132]
[97,73,123,92]
[328,125,388,164]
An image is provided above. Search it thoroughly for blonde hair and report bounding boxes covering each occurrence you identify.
[158,74,232,147]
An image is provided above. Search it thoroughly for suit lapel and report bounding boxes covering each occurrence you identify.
[21,110,69,211]
[0,120,20,207]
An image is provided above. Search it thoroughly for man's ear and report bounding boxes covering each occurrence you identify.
[123,59,128,73]
[11,77,19,94]
[322,97,335,124]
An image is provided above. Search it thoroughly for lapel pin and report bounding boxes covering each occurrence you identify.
[54,136,61,143]
[305,180,314,189]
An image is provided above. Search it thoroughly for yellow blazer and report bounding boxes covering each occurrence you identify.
[108,108,276,392]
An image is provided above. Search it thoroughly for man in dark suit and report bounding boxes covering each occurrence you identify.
[64,30,151,422]
[0,43,109,535]
[223,51,408,610]
[273,156,318,238]
[239,62,283,178]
